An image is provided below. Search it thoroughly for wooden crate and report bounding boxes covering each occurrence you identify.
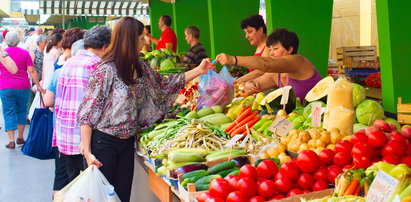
[337,46,378,67]
[398,97,411,124]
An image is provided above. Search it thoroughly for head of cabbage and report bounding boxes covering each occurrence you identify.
[351,83,366,107]
[160,59,176,70]
[355,100,384,126]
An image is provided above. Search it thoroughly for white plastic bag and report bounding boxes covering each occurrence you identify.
[28,92,41,120]
[54,165,121,202]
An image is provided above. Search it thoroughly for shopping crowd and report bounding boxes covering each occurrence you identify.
[0,14,322,202]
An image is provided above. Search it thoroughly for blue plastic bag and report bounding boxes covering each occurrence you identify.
[21,105,55,160]
[197,68,234,110]
[219,66,237,84]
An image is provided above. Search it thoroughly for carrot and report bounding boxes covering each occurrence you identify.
[230,116,261,136]
[353,184,361,196]
[224,121,237,133]
[238,105,247,117]
[228,111,259,135]
[235,107,252,123]
[343,178,359,196]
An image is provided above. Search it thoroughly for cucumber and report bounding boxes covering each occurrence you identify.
[195,175,221,185]
[226,169,240,176]
[197,107,214,118]
[217,167,240,178]
[195,183,210,191]
[206,151,247,162]
[181,176,204,188]
[208,161,236,175]
[181,170,209,181]
[257,120,273,133]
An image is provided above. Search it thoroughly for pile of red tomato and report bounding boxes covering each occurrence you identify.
[197,153,333,202]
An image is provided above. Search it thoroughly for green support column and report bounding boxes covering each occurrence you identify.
[376,0,411,113]
[149,0,174,50]
[172,0,211,56]
[207,0,260,59]
[265,0,333,76]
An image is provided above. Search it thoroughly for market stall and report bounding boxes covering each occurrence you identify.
[135,49,411,202]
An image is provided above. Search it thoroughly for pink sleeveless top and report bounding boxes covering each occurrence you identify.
[278,69,323,101]
[250,47,266,72]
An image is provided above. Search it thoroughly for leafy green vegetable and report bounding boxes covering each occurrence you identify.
[351,83,366,107]
[355,100,384,126]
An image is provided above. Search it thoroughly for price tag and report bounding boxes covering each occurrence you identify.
[310,102,322,127]
[280,86,292,105]
[268,116,294,137]
[225,134,243,148]
[366,170,399,202]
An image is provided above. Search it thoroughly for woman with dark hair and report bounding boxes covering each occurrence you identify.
[142,25,152,52]
[43,33,63,88]
[217,28,322,101]
[54,28,85,70]
[77,17,209,202]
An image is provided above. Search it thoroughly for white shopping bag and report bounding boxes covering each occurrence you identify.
[54,165,121,202]
[28,92,41,120]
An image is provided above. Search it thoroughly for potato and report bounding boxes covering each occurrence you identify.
[278,152,288,159]
[279,155,292,164]
[289,143,299,152]
[320,131,331,144]
[267,147,279,157]
[316,139,326,148]
[300,131,311,143]
[277,143,286,153]
[260,152,269,159]
[331,132,342,144]
[330,127,340,134]
[342,135,352,141]
[289,129,299,137]
[308,139,316,147]
[281,136,289,145]
[298,143,310,153]
[314,147,325,155]
[326,144,336,150]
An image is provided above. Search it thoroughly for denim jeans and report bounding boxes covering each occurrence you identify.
[0,88,30,131]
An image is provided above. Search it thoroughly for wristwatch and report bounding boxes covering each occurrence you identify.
[1,52,9,58]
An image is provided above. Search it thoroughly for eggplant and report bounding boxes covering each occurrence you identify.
[231,156,250,167]
[172,163,209,179]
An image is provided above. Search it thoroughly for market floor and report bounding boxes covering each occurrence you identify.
[0,101,163,202]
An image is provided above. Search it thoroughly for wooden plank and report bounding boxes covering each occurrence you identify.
[398,104,411,113]
[340,46,376,51]
[365,87,382,100]
[398,114,411,124]
[148,168,173,202]
[352,56,377,62]
[343,51,376,56]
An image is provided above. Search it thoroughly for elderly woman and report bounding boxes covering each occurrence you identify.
[0,31,44,149]
[30,35,49,81]
[54,28,85,70]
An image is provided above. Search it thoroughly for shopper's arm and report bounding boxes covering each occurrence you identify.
[28,65,45,94]
[184,58,210,82]
[43,90,54,107]
[81,124,103,168]
[216,53,302,74]
[0,49,18,74]
[236,70,265,83]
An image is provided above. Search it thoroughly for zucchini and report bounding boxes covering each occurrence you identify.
[181,170,209,181]
[199,113,232,125]
[195,175,221,185]
[211,106,223,113]
[206,151,247,162]
[208,161,236,175]
[217,167,240,178]
[197,107,214,118]
[168,152,205,163]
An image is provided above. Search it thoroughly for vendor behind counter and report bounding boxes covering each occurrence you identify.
[218,28,322,101]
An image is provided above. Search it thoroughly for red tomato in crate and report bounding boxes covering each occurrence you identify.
[256,160,278,179]
[382,140,407,158]
[335,140,353,154]
[197,191,213,202]
[287,188,303,197]
[297,173,315,190]
[224,175,240,190]
[383,155,402,165]
[209,178,233,199]
[239,164,258,180]
[402,156,411,168]
[258,179,277,199]
[274,176,293,193]
[225,191,248,202]
[368,130,388,148]
[352,142,374,160]
[319,149,335,165]
[280,161,300,180]
[269,194,285,200]
[327,165,343,184]
[333,152,352,167]
[296,150,321,173]
[351,131,368,144]
[353,155,372,169]
[312,180,329,191]
[249,196,265,202]
[313,167,328,181]
[236,177,257,197]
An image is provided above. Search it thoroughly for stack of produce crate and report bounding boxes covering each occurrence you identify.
[337,45,381,100]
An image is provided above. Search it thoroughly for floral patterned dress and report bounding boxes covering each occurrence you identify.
[77,60,185,139]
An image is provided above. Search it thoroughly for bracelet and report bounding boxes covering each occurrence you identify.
[234,56,238,66]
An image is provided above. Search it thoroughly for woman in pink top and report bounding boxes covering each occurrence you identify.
[0,31,44,149]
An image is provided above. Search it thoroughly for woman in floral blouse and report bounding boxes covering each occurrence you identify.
[77,17,210,202]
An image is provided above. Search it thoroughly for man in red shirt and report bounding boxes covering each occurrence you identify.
[146,15,177,52]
